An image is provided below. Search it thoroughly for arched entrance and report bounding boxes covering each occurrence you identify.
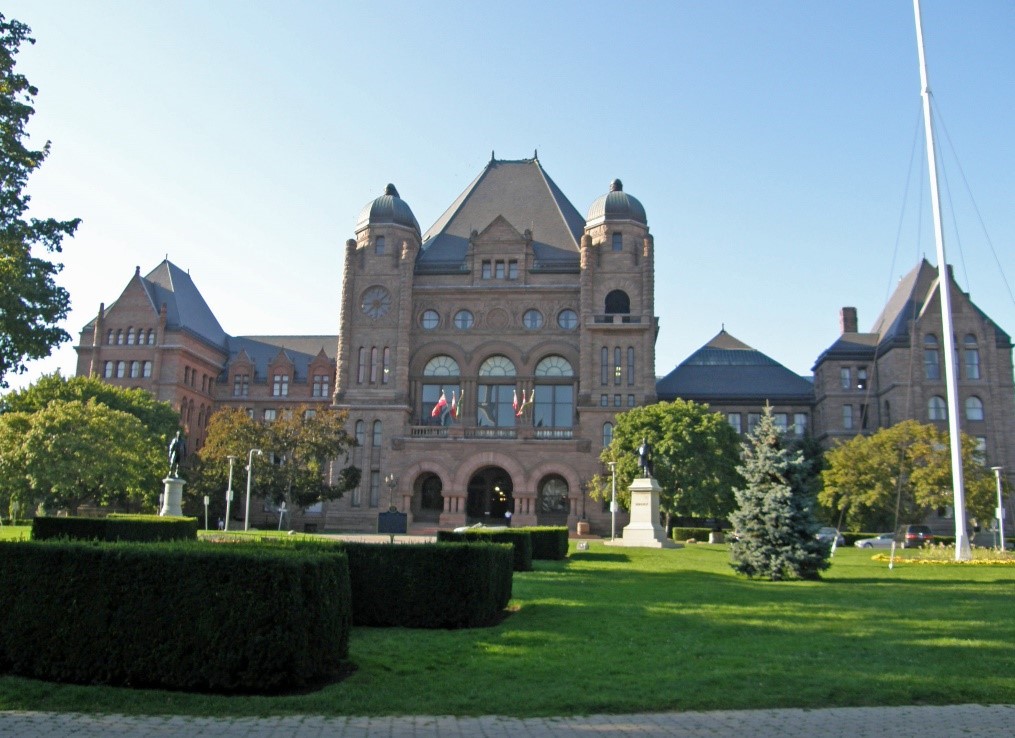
[537,474,570,526]
[414,473,444,523]
[466,466,513,524]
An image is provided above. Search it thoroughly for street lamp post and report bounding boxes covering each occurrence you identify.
[991,466,1006,552]
[224,455,237,532]
[244,448,263,532]
[608,461,617,541]
[385,473,398,512]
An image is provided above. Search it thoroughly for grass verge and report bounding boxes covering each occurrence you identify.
[0,542,1012,717]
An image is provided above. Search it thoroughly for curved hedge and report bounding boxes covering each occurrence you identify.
[0,540,351,694]
[32,515,198,542]
[343,542,513,628]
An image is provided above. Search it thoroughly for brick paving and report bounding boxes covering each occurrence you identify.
[1,705,1012,737]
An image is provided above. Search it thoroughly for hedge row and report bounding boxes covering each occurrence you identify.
[343,542,513,628]
[670,527,714,542]
[0,540,351,694]
[522,527,569,560]
[32,515,198,542]
[436,529,533,571]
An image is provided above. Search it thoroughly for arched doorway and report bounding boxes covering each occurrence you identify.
[466,466,513,524]
[415,473,444,523]
[537,474,570,526]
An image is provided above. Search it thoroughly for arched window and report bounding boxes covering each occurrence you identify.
[104,361,114,378]
[965,396,984,421]
[928,395,947,421]
[600,346,609,385]
[147,329,156,345]
[372,420,382,446]
[116,361,126,378]
[382,347,391,384]
[370,347,378,383]
[613,347,622,385]
[964,334,980,380]
[130,361,140,378]
[604,290,630,315]
[533,356,575,429]
[627,347,635,385]
[422,355,460,425]
[477,355,516,427]
[357,347,366,384]
[611,233,623,252]
[106,329,114,345]
[354,420,365,445]
[127,328,135,345]
[116,330,124,345]
[924,334,940,380]
[374,235,385,255]
[538,475,569,515]
[143,361,152,378]
[603,422,613,448]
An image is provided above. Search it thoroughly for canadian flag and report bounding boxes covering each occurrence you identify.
[431,389,448,418]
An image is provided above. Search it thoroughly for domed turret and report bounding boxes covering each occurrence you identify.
[585,179,647,227]
[355,184,420,234]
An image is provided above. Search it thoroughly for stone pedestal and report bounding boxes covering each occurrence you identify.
[161,477,185,517]
[611,477,677,548]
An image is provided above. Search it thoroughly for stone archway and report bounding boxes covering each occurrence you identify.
[414,472,444,523]
[466,466,514,524]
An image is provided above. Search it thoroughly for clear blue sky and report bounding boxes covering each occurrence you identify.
[6,0,1014,391]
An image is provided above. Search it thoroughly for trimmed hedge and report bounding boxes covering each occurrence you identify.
[671,527,713,542]
[522,527,569,560]
[32,515,198,542]
[436,528,533,571]
[343,542,513,628]
[0,540,351,694]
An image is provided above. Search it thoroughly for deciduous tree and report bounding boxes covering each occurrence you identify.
[191,406,360,521]
[592,400,742,528]
[819,420,995,532]
[0,399,157,514]
[0,15,80,387]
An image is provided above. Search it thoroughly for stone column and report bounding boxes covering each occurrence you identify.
[161,477,185,517]
[613,477,676,548]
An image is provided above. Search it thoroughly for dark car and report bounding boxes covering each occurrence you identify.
[895,524,934,548]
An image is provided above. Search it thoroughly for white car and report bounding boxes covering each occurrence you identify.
[854,532,895,549]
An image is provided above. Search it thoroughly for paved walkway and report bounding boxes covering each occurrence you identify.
[1,705,1012,737]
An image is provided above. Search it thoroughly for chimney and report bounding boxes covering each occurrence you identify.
[840,307,858,334]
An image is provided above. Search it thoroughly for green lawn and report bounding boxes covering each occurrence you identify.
[0,541,1012,717]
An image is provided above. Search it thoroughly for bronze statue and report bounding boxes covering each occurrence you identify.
[637,438,653,477]
[168,431,186,477]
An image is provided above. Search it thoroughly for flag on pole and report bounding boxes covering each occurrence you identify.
[512,388,519,413]
[450,390,458,420]
[431,389,448,418]
[516,389,532,417]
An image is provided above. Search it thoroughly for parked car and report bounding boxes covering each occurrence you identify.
[815,527,845,546]
[895,524,934,548]
[854,532,895,549]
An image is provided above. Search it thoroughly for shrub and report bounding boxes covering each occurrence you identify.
[671,527,712,542]
[436,529,533,571]
[0,540,351,693]
[343,542,512,628]
[519,527,568,560]
[31,515,198,542]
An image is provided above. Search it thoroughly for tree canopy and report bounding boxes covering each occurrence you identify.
[594,400,742,525]
[819,420,996,532]
[729,407,830,581]
[0,14,80,388]
[191,406,360,520]
[0,398,158,515]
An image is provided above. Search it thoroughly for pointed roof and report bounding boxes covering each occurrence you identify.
[417,157,585,270]
[141,261,228,348]
[656,330,814,403]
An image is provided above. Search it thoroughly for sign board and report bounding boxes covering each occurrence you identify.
[378,511,408,535]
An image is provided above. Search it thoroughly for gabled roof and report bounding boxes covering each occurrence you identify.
[656,330,814,404]
[225,335,336,381]
[869,259,940,342]
[418,157,584,270]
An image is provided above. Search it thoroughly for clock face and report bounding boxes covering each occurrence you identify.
[361,286,391,318]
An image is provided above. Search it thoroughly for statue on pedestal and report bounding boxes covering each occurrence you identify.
[167,431,186,478]
[637,438,653,478]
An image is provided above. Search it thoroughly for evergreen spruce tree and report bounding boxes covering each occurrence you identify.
[729,407,830,580]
